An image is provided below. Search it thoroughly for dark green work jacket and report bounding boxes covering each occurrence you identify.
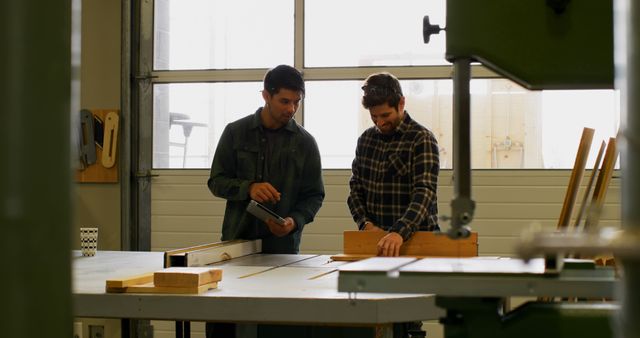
[207,109,325,253]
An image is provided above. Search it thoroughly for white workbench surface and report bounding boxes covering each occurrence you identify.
[73,251,443,324]
[338,257,619,298]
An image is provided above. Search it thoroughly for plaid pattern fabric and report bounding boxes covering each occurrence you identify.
[348,112,439,240]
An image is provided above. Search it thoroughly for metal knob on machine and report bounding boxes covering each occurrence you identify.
[423,15,443,44]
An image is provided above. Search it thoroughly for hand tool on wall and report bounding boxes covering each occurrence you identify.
[101,111,119,168]
[93,115,104,149]
[79,109,96,166]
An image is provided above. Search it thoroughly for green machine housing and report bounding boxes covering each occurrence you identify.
[445,0,613,90]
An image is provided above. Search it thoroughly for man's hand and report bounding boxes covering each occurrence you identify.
[249,182,281,204]
[266,217,296,237]
[363,221,384,232]
[377,232,403,257]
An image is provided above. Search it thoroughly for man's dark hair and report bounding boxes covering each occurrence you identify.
[361,72,403,110]
[263,65,305,97]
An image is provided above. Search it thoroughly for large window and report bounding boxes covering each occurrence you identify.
[154,0,294,70]
[150,0,619,170]
[304,0,447,67]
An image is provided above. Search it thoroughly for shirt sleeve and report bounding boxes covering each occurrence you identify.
[207,124,252,201]
[391,131,440,240]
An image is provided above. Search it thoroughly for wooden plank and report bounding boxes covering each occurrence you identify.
[340,231,478,257]
[105,272,153,289]
[107,282,218,294]
[330,254,375,262]
[557,127,594,228]
[185,240,262,267]
[163,240,249,268]
[330,253,481,262]
[574,140,606,228]
[154,267,223,287]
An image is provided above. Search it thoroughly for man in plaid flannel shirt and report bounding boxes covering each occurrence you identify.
[348,72,440,257]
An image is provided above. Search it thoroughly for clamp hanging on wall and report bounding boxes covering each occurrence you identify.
[79,109,97,166]
[75,109,120,183]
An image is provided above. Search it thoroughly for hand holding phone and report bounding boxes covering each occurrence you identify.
[246,200,285,225]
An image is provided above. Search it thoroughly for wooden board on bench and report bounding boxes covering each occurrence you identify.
[331,231,478,261]
[106,267,222,294]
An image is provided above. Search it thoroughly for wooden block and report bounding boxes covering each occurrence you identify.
[342,231,478,257]
[105,272,153,289]
[154,267,222,287]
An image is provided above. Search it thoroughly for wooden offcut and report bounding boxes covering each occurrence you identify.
[331,231,478,261]
[108,282,218,294]
[154,267,222,287]
[105,272,153,289]
[106,267,222,294]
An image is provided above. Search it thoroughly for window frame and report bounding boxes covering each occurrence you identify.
[144,0,501,171]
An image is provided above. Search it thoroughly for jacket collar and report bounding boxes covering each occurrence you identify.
[249,107,299,133]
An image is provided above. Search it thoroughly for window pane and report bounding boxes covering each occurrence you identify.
[304,0,447,67]
[154,0,294,70]
[153,82,263,168]
[304,80,619,169]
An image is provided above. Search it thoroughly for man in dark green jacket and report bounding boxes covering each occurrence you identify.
[207,64,325,254]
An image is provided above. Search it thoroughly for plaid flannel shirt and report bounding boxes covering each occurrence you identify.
[348,112,439,240]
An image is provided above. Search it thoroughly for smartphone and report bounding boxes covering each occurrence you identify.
[246,200,286,225]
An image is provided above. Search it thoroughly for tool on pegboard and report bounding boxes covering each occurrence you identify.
[102,111,119,168]
[93,114,104,149]
[79,109,97,166]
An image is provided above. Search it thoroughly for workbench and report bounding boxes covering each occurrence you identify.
[73,251,443,336]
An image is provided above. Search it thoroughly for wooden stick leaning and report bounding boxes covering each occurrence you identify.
[584,137,619,231]
[580,136,620,270]
[573,140,606,229]
[557,127,594,229]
